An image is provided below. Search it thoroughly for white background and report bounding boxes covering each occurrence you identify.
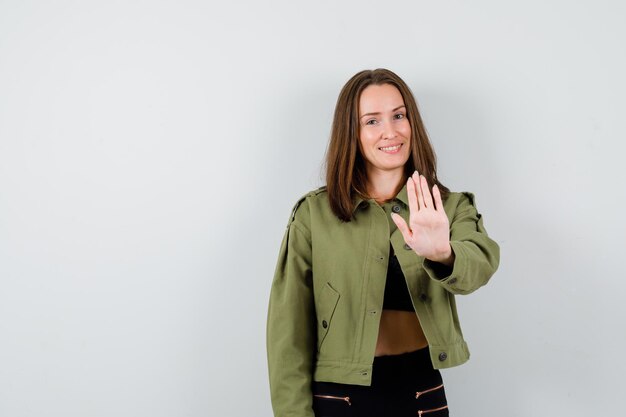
[1,1,625,416]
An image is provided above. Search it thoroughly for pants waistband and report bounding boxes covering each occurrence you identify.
[371,346,439,387]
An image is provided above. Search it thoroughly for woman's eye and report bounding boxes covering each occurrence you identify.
[366,119,378,125]
[394,113,405,120]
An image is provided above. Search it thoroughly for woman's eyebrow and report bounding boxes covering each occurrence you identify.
[360,105,406,119]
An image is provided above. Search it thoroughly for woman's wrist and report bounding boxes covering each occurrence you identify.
[426,245,455,267]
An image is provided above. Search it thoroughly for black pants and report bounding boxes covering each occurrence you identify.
[312,347,449,417]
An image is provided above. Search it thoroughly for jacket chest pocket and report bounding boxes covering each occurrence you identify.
[316,282,340,352]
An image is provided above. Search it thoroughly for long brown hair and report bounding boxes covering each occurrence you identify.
[325,68,449,221]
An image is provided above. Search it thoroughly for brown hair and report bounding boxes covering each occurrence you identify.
[325,68,449,221]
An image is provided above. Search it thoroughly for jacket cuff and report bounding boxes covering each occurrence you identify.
[422,241,467,291]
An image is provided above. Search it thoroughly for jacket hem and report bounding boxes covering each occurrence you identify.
[428,340,470,369]
[313,360,374,386]
[312,341,470,385]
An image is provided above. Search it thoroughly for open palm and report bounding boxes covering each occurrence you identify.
[391,172,452,263]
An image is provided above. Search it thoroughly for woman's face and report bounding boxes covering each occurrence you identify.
[358,83,412,176]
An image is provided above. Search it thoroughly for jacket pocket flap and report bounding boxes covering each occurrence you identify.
[317,282,340,350]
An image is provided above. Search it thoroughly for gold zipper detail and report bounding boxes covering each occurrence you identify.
[417,404,448,416]
[415,383,444,399]
[313,394,352,406]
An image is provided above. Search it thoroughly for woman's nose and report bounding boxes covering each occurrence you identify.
[382,120,397,140]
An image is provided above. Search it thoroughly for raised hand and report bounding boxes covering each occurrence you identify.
[391,171,454,266]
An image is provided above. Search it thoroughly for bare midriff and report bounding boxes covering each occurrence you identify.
[375,309,428,356]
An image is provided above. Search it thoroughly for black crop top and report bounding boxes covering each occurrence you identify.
[382,249,415,311]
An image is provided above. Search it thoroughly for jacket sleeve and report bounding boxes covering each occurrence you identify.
[266,197,316,417]
[422,192,500,295]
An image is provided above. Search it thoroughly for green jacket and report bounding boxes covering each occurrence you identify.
[266,184,500,417]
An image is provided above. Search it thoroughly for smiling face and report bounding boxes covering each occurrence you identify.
[358,83,412,178]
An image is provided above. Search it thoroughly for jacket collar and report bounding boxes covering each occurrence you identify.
[352,182,409,213]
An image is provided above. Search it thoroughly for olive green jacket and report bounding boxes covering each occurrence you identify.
[266,184,500,417]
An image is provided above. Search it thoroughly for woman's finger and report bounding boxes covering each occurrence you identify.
[432,184,443,211]
[391,213,412,243]
[420,175,433,209]
[407,176,419,213]
[413,171,425,210]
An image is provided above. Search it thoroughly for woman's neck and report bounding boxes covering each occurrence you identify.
[366,168,405,204]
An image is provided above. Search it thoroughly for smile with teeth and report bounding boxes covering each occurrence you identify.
[378,143,403,153]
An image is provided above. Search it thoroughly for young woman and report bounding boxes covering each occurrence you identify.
[267,69,500,417]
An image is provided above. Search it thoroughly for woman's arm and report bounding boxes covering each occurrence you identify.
[392,172,500,295]
[421,191,500,295]
[266,198,316,417]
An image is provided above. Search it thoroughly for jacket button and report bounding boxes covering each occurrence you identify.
[392,205,401,213]
[438,352,448,361]
[322,320,328,328]
[404,243,411,250]
[419,293,428,302]
[448,278,458,284]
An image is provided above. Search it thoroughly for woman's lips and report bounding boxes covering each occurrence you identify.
[378,143,403,154]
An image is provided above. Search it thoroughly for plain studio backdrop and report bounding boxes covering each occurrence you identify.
[1,1,624,416]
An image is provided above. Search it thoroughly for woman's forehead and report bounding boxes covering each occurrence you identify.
[359,84,405,115]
